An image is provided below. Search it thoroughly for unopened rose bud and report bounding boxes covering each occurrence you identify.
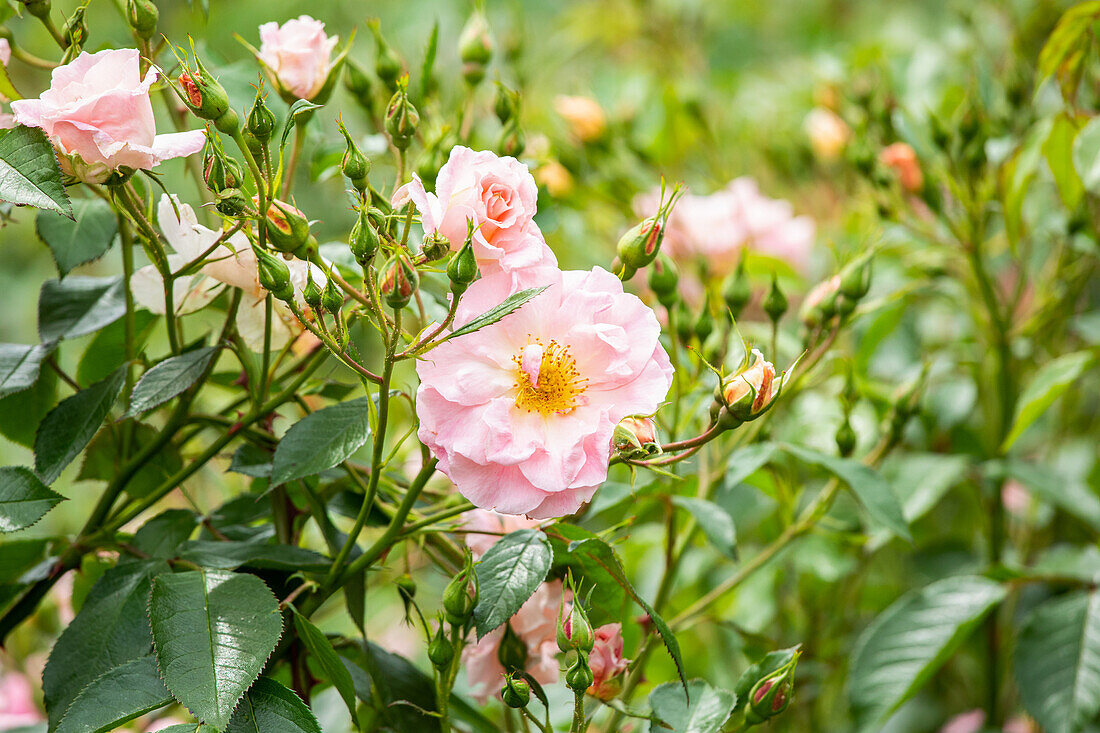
[617,184,681,270]
[338,127,371,194]
[566,654,594,694]
[447,229,478,294]
[421,231,450,262]
[879,142,923,193]
[264,200,311,255]
[126,0,158,39]
[497,623,528,672]
[395,573,416,619]
[215,188,249,217]
[179,53,230,123]
[612,416,659,458]
[611,257,636,282]
[343,61,377,116]
[800,274,841,328]
[501,673,531,709]
[385,80,419,151]
[648,254,678,305]
[303,270,322,311]
[442,557,477,626]
[349,208,380,265]
[558,601,594,654]
[64,6,87,52]
[746,655,798,725]
[763,274,788,324]
[380,250,419,309]
[839,255,872,302]
[428,620,454,670]
[673,301,694,345]
[694,298,715,342]
[459,10,493,86]
[498,120,525,157]
[368,19,402,91]
[722,260,752,319]
[495,83,520,125]
[252,245,294,303]
[247,89,277,143]
[203,150,243,193]
[835,417,856,457]
[20,0,51,21]
[320,277,343,316]
[720,349,777,422]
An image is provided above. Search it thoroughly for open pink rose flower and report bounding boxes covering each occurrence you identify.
[10,49,206,183]
[588,623,629,699]
[258,15,338,100]
[634,177,815,274]
[416,265,673,518]
[131,195,325,350]
[393,146,556,274]
[0,670,43,728]
[461,579,564,703]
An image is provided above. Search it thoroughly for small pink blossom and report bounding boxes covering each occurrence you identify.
[588,623,629,699]
[462,509,541,559]
[393,146,556,274]
[10,49,206,183]
[416,266,672,518]
[461,580,564,703]
[0,670,43,728]
[634,178,815,276]
[258,15,339,100]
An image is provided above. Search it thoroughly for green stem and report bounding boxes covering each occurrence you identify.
[570,689,586,733]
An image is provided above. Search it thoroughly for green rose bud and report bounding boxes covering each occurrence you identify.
[247,89,277,143]
[252,245,294,303]
[501,673,531,709]
[125,0,158,39]
[428,620,455,670]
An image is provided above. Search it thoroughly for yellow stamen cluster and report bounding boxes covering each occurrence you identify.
[512,338,588,416]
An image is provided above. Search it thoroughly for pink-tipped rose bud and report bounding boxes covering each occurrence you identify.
[800,274,841,327]
[879,142,923,193]
[612,416,659,459]
[258,15,339,101]
[587,623,629,700]
[380,250,419,309]
[554,95,606,143]
[262,199,312,255]
[721,349,777,422]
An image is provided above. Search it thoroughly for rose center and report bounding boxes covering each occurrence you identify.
[512,339,588,416]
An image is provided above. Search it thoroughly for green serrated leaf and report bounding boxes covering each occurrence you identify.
[38,275,127,342]
[34,365,126,485]
[781,444,911,541]
[177,540,331,572]
[445,286,548,341]
[0,342,54,399]
[149,569,284,731]
[1015,590,1100,733]
[648,679,735,733]
[473,528,553,638]
[0,124,72,217]
[36,198,118,278]
[55,654,172,733]
[226,677,321,733]
[270,397,371,486]
[43,560,170,729]
[0,465,64,532]
[1002,351,1094,452]
[672,497,736,559]
[849,575,1006,728]
[0,360,57,448]
[567,537,688,693]
[291,607,357,719]
[126,346,219,417]
[132,509,199,559]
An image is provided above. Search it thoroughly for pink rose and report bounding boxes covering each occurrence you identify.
[0,39,10,68]
[394,146,556,274]
[416,265,672,518]
[461,580,564,703]
[588,623,629,699]
[258,15,338,100]
[0,670,43,728]
[462,509,541,559]
[10,49,206,183]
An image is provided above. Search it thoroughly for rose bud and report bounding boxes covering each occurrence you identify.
[442,561,478,626]
[501,673,531,709]
[495,82,520,125]
[839,253,872,302]
[125,0,158,39]
[616,183,682,270]
[746,655,798,725]
[428,619,455,670]
[368,18,403,91]
[263,199,311,255]
[247,89,277,143]
[303,269,323,311]
[611,257,636,282]
[320,277,343,317]
[879,142,923,192]
[612,416,660,459]
[252,245,294,303]
[178,50,231,126]
[799,274,841,328]
[720,349,777,423]
[498,120,525,158]
[421,231,450,262]
[20,0,51,21]
[202,150,240,193]
[384,79,419,151]
[648,254,679,306]
[558,600,594,654]
[215,188,249,217]
[337,119,370,194]
[722,258,752,319]
[763,274,788,324]
[459,10,493,86]
[447,239,478,295]
[566,654,594,694]
[497,624,528,672]
[835,416,856,457]
[64,5,87,53]
[380,250,419,309]
[349,207,381,265]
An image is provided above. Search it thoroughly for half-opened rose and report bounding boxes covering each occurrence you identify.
[588,623,629,699]
[416,265,673,518]
[393,145,555,274]
[258,15,338,100]
[10,49,206,183]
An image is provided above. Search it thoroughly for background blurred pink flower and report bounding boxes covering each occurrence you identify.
[416,265,672,518]
[554,95,607,142]
[462,509,541,558]
[394,146,556,274]
[258,15,338,100]
[588,623,629,699]
[0,670,43,728]
[804,107,851,161]
[461,580,564,703]
[10,49,205,183]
